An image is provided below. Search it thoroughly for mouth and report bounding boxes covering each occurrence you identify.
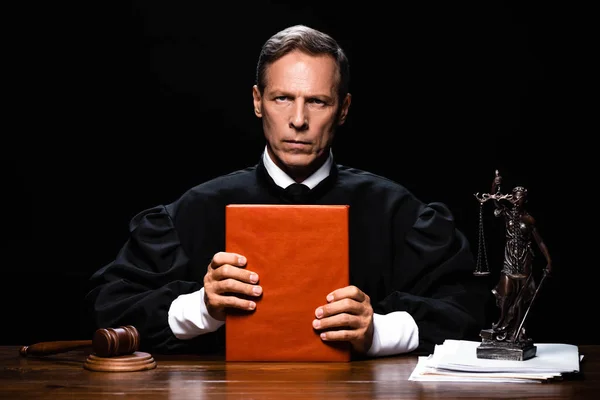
[283,140,311,152]
[284,140,311,145]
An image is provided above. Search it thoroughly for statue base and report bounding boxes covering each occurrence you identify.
[476,329,537,361]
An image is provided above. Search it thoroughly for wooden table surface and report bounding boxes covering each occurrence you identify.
[0,345,597,399]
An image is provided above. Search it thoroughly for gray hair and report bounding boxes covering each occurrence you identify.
[255,25,350,104]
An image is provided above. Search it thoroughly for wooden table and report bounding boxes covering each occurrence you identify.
[0,345,597,399]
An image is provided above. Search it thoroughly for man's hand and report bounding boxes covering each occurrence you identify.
[203,252,262,321]
[312,285,374,354]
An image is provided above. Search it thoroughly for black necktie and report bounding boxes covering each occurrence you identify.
[284,183,310,203]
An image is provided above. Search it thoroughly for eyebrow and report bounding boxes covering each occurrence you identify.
[268,88,335,100]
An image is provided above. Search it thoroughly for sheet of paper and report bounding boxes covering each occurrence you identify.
[408,357,548,383]
[426,340,580,374]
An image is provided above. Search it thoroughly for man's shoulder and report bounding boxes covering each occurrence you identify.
[193,166,258,192]
[336,164,414,197]
[170,165,258,207]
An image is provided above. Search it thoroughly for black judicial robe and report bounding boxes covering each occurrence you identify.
[85,157,489,356]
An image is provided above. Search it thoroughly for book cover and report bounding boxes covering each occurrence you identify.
[225,204,351,362]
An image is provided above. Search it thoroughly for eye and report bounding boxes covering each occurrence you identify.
[308,98,325,105]
[275,96,288,102]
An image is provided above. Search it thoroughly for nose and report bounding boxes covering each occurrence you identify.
[289,102,308,131]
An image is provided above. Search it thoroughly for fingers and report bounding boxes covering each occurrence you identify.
[318,328,361,342]
[312,312,361,331]
[315,286,368,320]
[206,289,258,312]
[313,296,368,334]
[315,297,363,319]
[204,252,261,317]
[211,263,259,284]
[325,285,365,304]
[312,310,372,346]
[312,285,373,349]
[210,251,247,270]
[215,278,263,297]
[204,276,261,317]
[209,252,259,284]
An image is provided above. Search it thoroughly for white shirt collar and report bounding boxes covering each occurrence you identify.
[262,146,332,189]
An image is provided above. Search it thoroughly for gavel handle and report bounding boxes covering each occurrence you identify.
[20,340,93,357]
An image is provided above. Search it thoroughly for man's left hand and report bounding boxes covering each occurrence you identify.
[312,285,374,354]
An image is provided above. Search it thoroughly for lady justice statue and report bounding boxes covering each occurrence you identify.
[473,170,552,360]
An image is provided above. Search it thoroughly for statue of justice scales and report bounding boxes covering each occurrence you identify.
[472,170,552,361]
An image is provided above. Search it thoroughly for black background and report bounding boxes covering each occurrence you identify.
[3,1,592,347]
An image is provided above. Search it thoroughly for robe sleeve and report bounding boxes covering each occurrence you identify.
[375,201,489,355]
[84,204,223,354]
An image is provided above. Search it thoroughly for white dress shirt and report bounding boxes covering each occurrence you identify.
[168,147,419,356]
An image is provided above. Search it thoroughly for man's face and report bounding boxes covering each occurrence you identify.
[253,50,351,180]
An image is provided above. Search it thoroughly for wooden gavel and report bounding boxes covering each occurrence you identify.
[19,325,140,358]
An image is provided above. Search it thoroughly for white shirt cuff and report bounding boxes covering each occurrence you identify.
[168,287,225,340]
[366,312,419,357]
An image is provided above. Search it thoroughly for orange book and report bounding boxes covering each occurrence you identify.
[225,204,351,362]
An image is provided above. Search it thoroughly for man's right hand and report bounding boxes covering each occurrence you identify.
[203,252,262,321]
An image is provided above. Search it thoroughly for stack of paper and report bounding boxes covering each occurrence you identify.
[409,340,582,383]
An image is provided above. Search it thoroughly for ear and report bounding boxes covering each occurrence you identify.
[252,85,262,117]
[337,93,351,125]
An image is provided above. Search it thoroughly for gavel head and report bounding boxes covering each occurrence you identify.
[92,325,139,357]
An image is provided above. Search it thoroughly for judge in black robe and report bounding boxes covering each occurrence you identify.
[85,151,489,356]
[86,24,489,357]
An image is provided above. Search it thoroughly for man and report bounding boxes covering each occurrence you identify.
[85,25,488,357]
